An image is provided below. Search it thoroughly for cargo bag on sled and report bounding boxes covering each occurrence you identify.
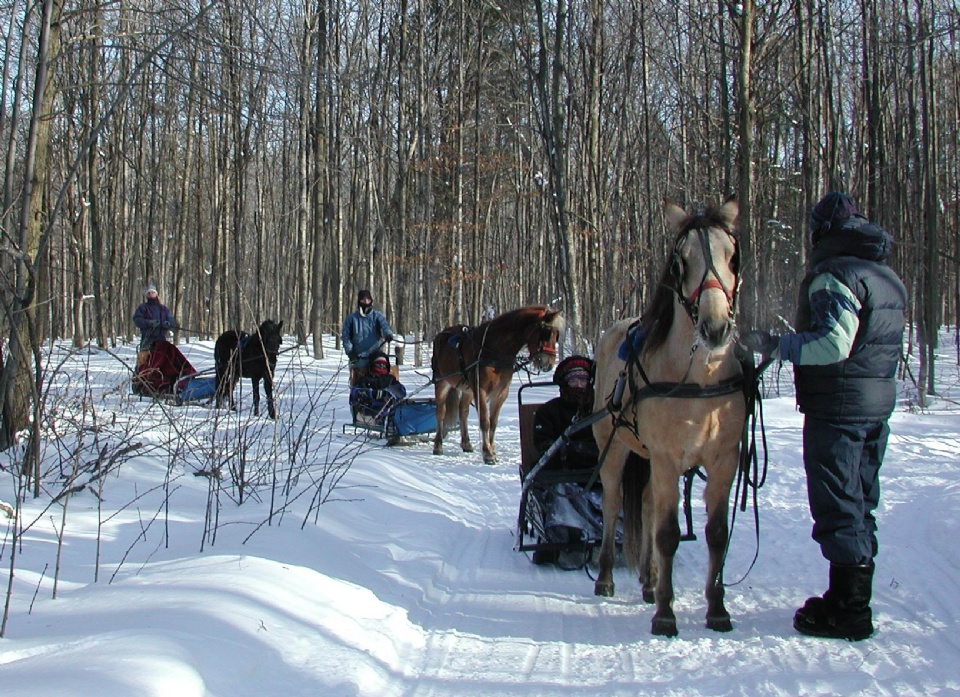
[390,400,437,436]
[175,374,217,405]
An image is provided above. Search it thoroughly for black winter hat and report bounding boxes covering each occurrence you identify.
[357,289,373,303]
[809,192,859,236]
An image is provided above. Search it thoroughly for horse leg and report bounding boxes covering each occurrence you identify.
[264,374,276,419]
[252,376,261,416]
[432,383,449,456]
[703,465,734,632]
[594,440,629,597]
[475,388,494,463]
[639,480,657,604]
[215,370,225,409]
[649,465,682,637]
[458,391,474,453]
[482,382,509,465]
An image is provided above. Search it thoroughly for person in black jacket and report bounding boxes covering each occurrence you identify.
[527,355,604,565]
[533,355,599,470]
[740,191,906,641]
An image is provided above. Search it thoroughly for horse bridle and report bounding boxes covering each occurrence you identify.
[522,320,558,362]
[672,224,741,325]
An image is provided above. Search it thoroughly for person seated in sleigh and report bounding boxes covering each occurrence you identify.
[349,351,407,419]
[529,355,607,565]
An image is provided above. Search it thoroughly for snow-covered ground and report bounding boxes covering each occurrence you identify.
[1,333,958,696]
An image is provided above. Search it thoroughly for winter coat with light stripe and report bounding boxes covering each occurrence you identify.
[778,215,906,423]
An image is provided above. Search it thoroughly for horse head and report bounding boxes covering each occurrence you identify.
[258,320,284,358]
[525,308,564,372]
[663,197,740,349]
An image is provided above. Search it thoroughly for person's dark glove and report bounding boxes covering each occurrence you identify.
[162,320,173,329]
[739,330,779,359]
[347,351,358,362]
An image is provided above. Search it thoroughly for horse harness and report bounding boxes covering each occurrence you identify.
[437,317,557,388]
[531,218,747,496]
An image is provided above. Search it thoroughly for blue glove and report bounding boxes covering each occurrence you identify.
[739,330,779,359]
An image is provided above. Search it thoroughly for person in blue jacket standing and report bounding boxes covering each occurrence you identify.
[341,289,395,384]
[740,191,906,641]
[133,284,176,351]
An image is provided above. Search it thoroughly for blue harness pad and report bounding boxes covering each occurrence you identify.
[618,324,647,361]
[447,328,469,349]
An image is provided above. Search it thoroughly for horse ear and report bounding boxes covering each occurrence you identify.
[717,196,739,229]
[663,198,688,231]
[543,310,565,332]
[277,320,283,332]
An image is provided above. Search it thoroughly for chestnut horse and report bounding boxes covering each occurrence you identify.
[432,306,564,464]
[592,198,746,636]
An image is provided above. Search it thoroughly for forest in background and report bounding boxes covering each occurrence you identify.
[1,0,958,447]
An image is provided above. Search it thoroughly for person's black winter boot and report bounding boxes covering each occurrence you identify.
[794,562,874,641]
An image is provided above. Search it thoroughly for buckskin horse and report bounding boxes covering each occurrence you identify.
[432,306,564,464]
[214,319,284,419]
[592,197,746,636]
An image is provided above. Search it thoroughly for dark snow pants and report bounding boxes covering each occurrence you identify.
[802,416,890,565]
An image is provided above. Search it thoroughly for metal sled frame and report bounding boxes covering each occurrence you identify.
[342,396,437,442]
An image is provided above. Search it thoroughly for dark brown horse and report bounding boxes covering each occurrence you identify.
[214,320,284,419]
[592,198,746,636]
[432,306,564,464]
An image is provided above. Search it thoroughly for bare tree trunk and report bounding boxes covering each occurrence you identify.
[1,0,64,480]
[919,0,938,396]
[733,0,757,328]
[311,1,328,358]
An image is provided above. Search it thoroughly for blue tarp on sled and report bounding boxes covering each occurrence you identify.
[175,373,217,405]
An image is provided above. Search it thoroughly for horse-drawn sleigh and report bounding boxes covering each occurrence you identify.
[513,198,768,638]
[132,319,285,419]
[343,348,439,443]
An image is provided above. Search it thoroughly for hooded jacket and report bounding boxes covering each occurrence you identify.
[779,215,906,422]
[341,307,394,359]
[133,297,176,349]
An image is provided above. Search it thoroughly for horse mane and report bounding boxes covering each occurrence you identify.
[640,202,737,354]
[479,305,564,334]
[639,257,678,354]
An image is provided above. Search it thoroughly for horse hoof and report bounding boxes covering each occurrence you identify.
[433,447,443,456]
[483,456,497,465]
[594,581,615,597]
[651,616,678,637]
[462,444,474,453]
[706,615,733,632]
[642,585,655,604]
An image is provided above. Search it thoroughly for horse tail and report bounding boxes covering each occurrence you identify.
[443,389,461,430]
[621,453,650,573]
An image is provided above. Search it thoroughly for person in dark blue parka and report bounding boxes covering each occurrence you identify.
[740,192,906,641]
[132,284,176,351]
